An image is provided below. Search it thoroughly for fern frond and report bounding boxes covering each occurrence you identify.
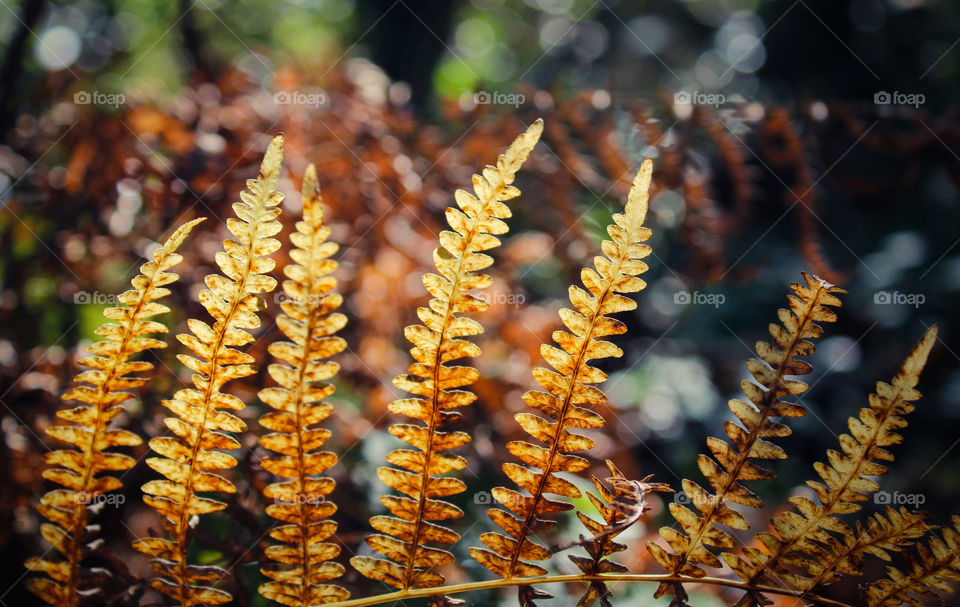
[804,506,930,592]
[134,136,284,606]
[25,218,202,607]
[647,272,844,605]
[350,120,543,591]
[570,461,668,607]
[468,159,654,603]
[257,164,349,606]
[865,516,960,607]
[727,326,937,599]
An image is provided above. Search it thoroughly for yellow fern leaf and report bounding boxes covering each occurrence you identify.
[726,326,938,601]
[24,217,202,607]
[350,119,543,592]
[468,160,654,603]
[257,164,350,607]
[134,136,284,606]
[647,272,844,605]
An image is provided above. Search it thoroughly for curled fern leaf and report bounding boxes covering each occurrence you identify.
[865,516,960,607]
[25,218,202,607]
[647,272,844,605]
[570,461,669,607]
[727,326,938,602]
[134,136,284,606]
[469,159,654,603]
[350,120,543,592]
[257,164,349,606]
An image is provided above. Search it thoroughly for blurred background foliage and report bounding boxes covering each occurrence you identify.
[1,0,960,605]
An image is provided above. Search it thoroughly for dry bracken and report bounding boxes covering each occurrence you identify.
[350,120,543,593]
[133,136,284,606]
[25,218,202,607]
[647,272,844,605]
[257,164,349,606]
[469,159,655,605]
[727,326,939,605]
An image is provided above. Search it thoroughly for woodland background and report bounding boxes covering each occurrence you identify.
[1,0,959,605]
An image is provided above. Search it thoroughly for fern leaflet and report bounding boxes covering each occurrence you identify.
[134,136,284,606]
[469,160,654,605]
[646,272,844,605]
[257,164,350,606]
[25,218,202,607]
[350,120,543,592]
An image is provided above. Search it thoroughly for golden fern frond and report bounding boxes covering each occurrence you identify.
[570,461,668,607]
[350,120,543,591]
[25,218,203,607]
[803,506,930,593]
[257,164,349,607]
[726,326,938,599]
[134,136,284,606]
[468,160,654,602]
[865,516,960,607]
[647,272,844,605]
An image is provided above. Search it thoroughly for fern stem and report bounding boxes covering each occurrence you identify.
[671,280,829,576]
[318,573,853,607]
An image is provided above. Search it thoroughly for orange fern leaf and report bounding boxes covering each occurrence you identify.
[134,136,284,606]
[647,272,844,606]
[350,120,543,592]
[469,159,655,604]
[257,164,349,606]
[24,217,203,607]
[726,326,938,602]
